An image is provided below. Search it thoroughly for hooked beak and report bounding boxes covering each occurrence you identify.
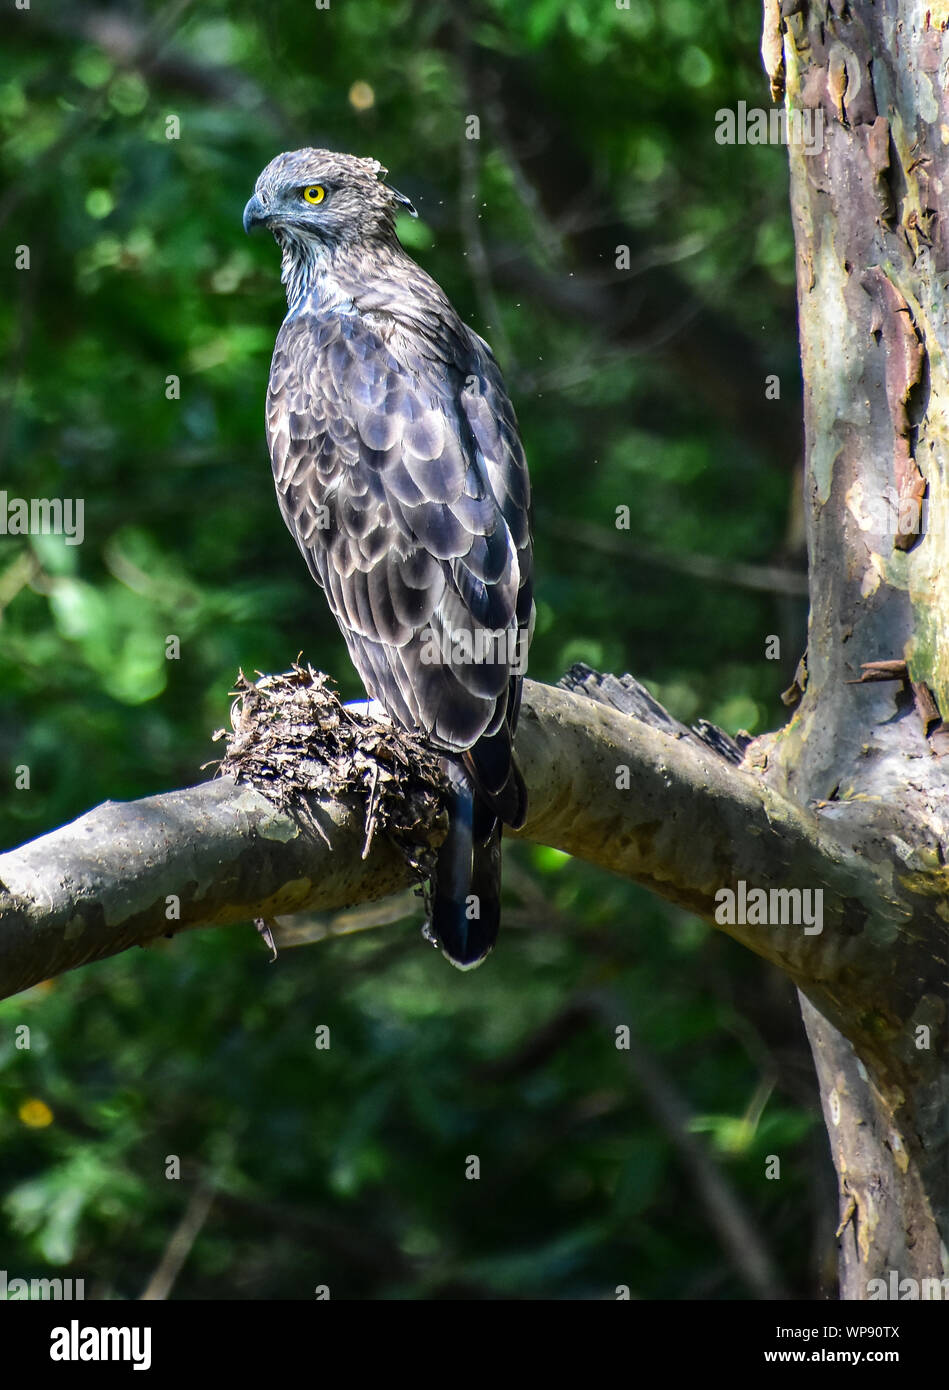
[242,193,269,234]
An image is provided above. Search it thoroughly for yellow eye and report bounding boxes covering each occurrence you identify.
[303,185,325,205]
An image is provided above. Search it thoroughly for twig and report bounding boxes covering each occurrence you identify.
[140,1179,216,1301]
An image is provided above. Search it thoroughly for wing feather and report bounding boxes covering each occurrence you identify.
[265,305,533,814]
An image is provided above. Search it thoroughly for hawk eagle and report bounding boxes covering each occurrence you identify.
[244,149,533,969]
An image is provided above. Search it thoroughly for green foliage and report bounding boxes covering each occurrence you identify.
[0,0,821,1298]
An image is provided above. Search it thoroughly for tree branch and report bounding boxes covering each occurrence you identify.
[0,669,927,1050]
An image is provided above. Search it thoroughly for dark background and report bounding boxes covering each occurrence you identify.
[0,0,833,1299]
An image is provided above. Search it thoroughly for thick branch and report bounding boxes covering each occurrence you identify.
[0,675,928,1050]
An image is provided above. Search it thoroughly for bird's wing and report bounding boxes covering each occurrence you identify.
[265,309,533,784]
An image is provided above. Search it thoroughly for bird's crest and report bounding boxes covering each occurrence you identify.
[253,148,417,216]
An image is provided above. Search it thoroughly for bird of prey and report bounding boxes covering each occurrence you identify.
[243,149,533,968]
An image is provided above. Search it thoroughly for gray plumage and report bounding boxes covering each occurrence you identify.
[244,149,533,966]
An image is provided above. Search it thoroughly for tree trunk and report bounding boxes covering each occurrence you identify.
[761,0,948,1298]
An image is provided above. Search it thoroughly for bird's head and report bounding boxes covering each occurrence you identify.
[243,148,417,252]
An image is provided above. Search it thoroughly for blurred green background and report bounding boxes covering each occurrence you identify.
[0,0,832,1299]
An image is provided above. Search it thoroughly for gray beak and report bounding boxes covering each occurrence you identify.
[242,194,268,234]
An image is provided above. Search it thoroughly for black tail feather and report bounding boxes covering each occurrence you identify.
[430,765,501,969]
[462,734,527,831]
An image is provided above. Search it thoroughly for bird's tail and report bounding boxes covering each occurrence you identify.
[429,761,501,970]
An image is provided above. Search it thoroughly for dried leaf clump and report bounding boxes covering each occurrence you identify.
[213,662,448,881]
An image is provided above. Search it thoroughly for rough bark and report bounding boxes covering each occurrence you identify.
[759,0,949,1297]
